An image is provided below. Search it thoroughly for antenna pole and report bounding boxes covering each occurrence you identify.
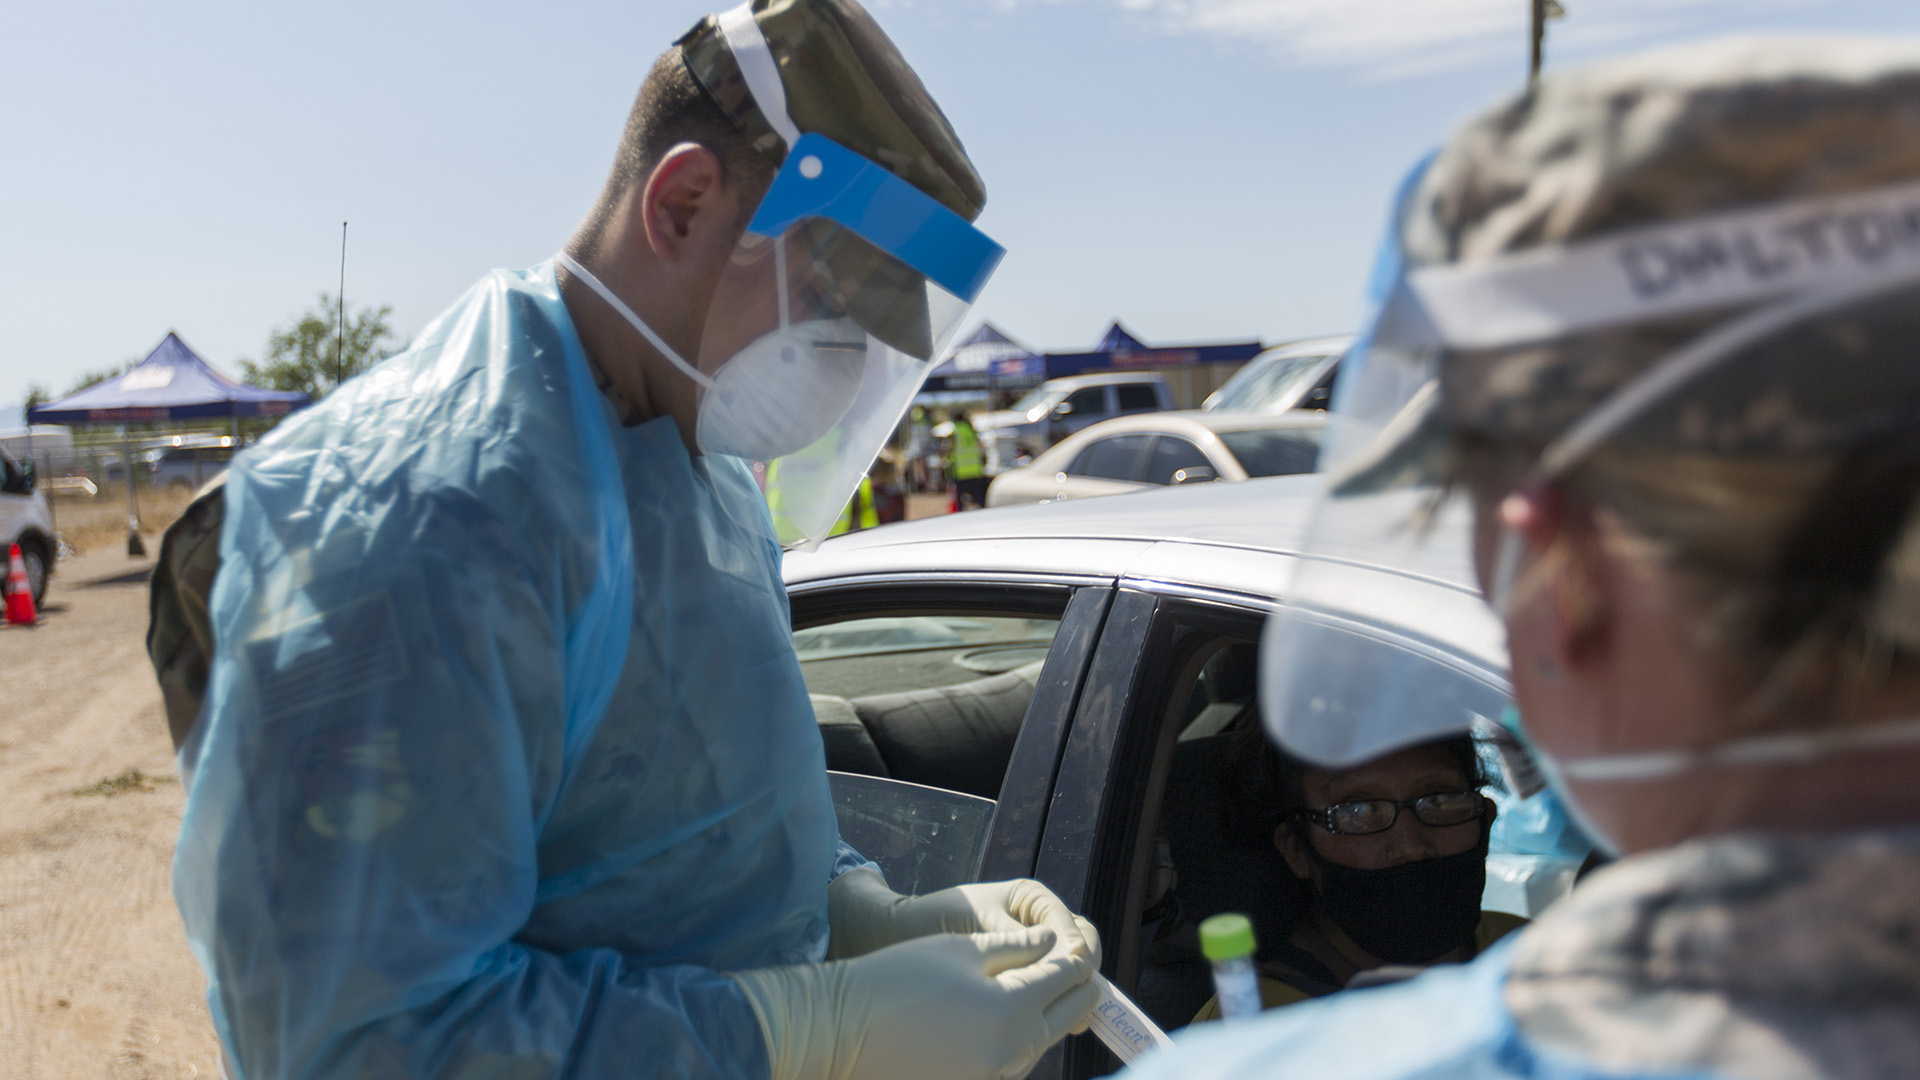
[337,221,348,392]
[1529,0,1546,86]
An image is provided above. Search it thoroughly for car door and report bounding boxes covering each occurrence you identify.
[1056,434,1152,501]
[1142,435,1218,487]
[1114,383,1162,418]
[787,578,1117,900]
[1051,387,1113,444]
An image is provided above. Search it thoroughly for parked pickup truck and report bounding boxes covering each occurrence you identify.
[973,372,1173,472]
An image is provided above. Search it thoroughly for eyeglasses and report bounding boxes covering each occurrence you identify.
[1297,791,1485,836]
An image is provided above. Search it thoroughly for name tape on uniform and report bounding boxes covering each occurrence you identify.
[1408,178,1920,350]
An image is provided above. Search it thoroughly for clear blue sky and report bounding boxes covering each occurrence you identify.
[5,0,1916,407]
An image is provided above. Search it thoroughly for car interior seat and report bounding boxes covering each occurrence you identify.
[812,659,1046,800]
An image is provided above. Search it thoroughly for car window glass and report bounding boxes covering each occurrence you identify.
[1116,385,1159,412]
[1217,429,1321,478]
[1213,355,1331,412]
[796,614,1061,801]
[1145,437,1211,485]
[829,773,996,895]
[1064,387,1108,416]
[1067,434,1152,481]
[1013,386,1063,413]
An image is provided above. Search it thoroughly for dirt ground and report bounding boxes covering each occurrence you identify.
[0,544,219,1079]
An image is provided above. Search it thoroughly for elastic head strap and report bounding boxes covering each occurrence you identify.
[717,3,801,151]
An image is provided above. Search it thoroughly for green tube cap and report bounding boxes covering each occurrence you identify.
[1199,913,1256,963]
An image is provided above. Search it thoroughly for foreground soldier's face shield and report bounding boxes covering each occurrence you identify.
[1261,166,1920,769]
[695,132,1002,547]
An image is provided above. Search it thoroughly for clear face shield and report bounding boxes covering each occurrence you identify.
[700,133,1000,546]
[1262,164,1920,791]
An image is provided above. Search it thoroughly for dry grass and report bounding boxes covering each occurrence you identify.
[50,485,200,556]
[70,768,179,798]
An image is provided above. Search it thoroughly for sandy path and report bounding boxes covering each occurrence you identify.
[0,548,219,1079]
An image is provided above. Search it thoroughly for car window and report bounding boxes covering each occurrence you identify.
[1211,354,1332,412]
[796,613,1061,801]
[829,772,997,895]
[1116,385,1159,412]
[1065,387,1108,416]
[1067,434,1152,482]
[1217,429,1322,478]
[1013,386,1065,414]
[1144,437,1211,485]
[1096,602,1577,1048]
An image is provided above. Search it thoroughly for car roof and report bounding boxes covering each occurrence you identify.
[1039,371,1169,387]
[1251,335,1355,362]
[785,475,1507,680]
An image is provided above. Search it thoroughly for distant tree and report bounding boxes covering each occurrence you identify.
[242,293,405,401]
[23,383,49,412]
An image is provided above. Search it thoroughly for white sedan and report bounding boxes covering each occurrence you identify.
[984,410,1325,508]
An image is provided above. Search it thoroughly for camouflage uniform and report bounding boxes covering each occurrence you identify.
[147,479,223,752]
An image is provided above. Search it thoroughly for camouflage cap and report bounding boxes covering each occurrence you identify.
[680,0,984,221]
[1337,36,1920,494]
[679,0,985,360]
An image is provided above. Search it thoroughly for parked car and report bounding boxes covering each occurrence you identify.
[0,444,54,605]
[784,478,1582,1077]
[145,436,237,493]
[984,411,1324,508]
[1201,335,1353,414]
[972,372,1173,470]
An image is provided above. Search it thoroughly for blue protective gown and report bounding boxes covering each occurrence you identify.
[173,260,868,1079]
[1122,941,1612,1080]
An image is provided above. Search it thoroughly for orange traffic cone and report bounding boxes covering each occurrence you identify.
[948,483,961,515]
[5,544,36,626]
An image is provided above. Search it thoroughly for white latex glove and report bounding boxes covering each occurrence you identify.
[827,868,1102,972]
[729,927,1099,1080]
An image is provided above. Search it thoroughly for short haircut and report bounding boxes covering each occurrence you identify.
[578,49,779,247]
[1225,728,1487,849]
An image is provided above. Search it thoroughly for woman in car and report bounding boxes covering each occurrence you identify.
[1127,37,1920,1079]
[1190,733,1522,1021]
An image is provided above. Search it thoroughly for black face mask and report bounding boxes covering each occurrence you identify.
[1306,827,1488,965]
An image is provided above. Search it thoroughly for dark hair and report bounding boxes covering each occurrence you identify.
[577,50,779,248]
[1223,728,1487,849]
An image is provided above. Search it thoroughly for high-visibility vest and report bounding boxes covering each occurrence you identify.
[950,420,984,480]
[768,461,877,541]
[832,475,880,535]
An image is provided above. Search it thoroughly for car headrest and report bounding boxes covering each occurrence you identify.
[851,660,1045,800]
[812,693,890,778]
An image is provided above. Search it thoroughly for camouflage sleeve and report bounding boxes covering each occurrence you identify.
[147,478,226,752]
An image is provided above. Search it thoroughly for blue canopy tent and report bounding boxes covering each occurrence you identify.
[29,331,310,425]
[28,331,311,553]
[1041,321,1264,379]
[922,323,1043,394]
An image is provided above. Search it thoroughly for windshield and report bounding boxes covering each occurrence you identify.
[1209,354,1334,412]
[1219,428,1322,478]
[1010,386,1066,415]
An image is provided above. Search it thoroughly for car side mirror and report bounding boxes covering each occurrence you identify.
[1172,466,1217,485]
[1051,402,1073,419]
